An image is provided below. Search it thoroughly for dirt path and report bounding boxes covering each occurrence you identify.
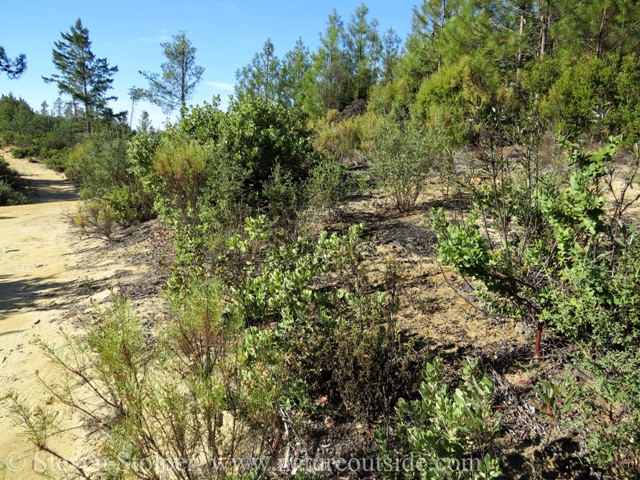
[0,150,170,479]
[0,152,86,478]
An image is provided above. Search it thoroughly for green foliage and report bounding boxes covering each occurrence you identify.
[67,126,154,226]
[411,56,504,146]
[262,163,306,236]
[225,219,415,419]
[432,135,640,474]
[301,5,383,117]
[9,290,280,480]
[306,157,361,221]
[570,350,640,478]
[220,96,315,184]
[369,117,445,212]
[152,131,210,225]
[139,31,204,119]
[380,357,502,479]
[0,155,29,206]
[42,18,120,133]
[0,94,81,165]
[0,45,27,79]
[369,78,413,118]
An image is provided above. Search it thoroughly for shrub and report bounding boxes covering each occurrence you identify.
[0,156,29,206]
[368,118,445,212]
[411,56,503,146]
[152,132,210,225]
[0,179,29,206]
[11,146,31,158]
[262,164,307,238]
[431,136,640,475]
[67,126,155,225]
[7,286,281,480]
[378,357,502,479]
[368,78,413,118]
[181,96,316,186]
[226,219,416,420]
[73,199,116,239]
[306,158,361,221]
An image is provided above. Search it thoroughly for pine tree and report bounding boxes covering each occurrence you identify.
[345,3,381,100]
[0,46,26,79]
[302,9,351,116]
[280,38,311,107]
[128,86,146,129]
[139,31,204,119]
[235,38,282,103]
[42,18,118,133]
[137,111,154,133]
[381,28,402,84]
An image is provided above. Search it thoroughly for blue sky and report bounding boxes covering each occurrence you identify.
[0,0,418,128]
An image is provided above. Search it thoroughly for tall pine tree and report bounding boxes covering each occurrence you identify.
[139,31,204,120]
[43,18,118,133]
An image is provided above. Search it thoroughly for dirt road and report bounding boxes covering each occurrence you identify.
[0,149,169,479]
[0,152,88,478]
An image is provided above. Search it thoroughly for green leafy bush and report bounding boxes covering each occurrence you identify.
[431,136,640,475]
[0,94,81,165]
[67,126,154,226]
[378,357,502,479]
[368,118,445,212]
[306,158,361,221]
[181,96,315,186]
[0,156,29,205]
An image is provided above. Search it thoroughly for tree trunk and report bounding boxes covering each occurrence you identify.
[535,321,543,358]
[539,0,550,56]
[516,0,528,80]
[596,7,608,59]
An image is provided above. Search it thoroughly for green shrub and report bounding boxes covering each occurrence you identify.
[73,199,117,239]
[226,219,415,420]
[44,150,70,172]
[368,118,445,212]
[66,126,154,225]
[11,146,31,158]
[411,56,503,146]
[431,136,640,475]
[7,286,281,480]
[0,179,29,206]
[181,96,316,186]
[152,132,210,225]
[0,156,29,206]
[378,357,502,479]
[262,164,307,237]
[306,158,361,221]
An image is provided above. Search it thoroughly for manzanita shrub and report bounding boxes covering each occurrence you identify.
[432,135,640,475]
[377,358,502,479]
[432,138,639,355]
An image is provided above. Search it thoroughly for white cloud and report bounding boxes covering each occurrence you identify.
[204,81,235,91]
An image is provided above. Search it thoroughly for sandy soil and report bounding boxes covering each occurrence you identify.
[0,151,168,479]
[0,151,85,478]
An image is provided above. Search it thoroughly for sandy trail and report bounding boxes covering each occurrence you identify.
[0,150,169,479]
[0,152,88,478]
